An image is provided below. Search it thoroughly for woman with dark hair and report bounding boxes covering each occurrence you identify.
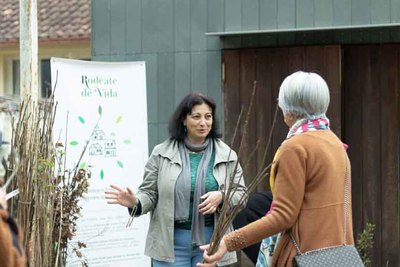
[105,92,246,267]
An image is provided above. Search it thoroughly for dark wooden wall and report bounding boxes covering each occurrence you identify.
[223,44,400,266]
[344,44,400,267]
[222,45,341,190]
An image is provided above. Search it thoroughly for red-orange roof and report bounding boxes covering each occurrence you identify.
[0,0,91,44]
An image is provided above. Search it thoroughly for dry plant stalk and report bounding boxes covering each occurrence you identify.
[52,128,93,267]
[9,97,58,267]
[6,88,91,266]
[206,81,279,258]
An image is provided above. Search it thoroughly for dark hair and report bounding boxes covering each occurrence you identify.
[168,92,222,141]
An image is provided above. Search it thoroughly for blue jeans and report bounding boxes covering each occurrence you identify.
[153,226,213,267]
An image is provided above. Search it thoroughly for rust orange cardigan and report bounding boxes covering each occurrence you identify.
[0,207,25,267]
[224,130,355,266]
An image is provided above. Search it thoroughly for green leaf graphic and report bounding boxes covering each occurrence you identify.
[79,162,86,169]
[98,105,103,116]
[70,141,78,146]
[115,116,122,124]
[78,116,85,124]
[123,139,132,144]
[117,161,124,168]
[100,169,104,179]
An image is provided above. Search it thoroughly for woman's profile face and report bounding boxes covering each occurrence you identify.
[183,103,213,144]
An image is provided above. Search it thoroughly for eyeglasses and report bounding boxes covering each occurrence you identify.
[126,205,137,228]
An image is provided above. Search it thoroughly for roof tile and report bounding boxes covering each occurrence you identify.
[0,0,91,43]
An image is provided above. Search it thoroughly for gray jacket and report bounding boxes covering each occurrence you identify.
[136,138,247,265]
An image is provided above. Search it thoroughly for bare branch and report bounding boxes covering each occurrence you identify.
[204,80,279,259]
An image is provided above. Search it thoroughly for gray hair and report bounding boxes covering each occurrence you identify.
[278,71,330,119]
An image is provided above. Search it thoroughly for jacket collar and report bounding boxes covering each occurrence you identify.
[157,138,181,164]
[213,139,237,165]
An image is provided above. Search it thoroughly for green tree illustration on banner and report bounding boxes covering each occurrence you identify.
[69,105,132,179]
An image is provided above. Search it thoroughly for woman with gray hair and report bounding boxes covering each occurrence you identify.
[198,71,356,266]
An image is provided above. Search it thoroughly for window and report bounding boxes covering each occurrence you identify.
[10,58,90,98]
[41,59,51,98]
[12,60,20,96]
[11,58,52,98]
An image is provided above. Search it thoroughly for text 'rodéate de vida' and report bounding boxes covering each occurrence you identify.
[81,75,118,98]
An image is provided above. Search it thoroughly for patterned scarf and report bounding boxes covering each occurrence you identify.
[286,115,330,139]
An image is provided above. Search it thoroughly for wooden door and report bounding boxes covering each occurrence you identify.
[223,44,400,267]
[222,45,341,190]
[343,44,400,267]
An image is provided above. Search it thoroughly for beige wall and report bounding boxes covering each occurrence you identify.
[0,41,90,142]
[0,41,90,96]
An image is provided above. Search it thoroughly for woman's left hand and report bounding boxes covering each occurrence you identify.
[196,239,228,267]
[198,191,223,215]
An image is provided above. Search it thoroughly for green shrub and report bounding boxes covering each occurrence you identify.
[356,222,375,266]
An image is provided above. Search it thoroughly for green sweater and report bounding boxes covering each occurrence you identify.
[175,150,218,229]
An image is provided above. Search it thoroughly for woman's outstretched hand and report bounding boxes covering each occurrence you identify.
[196,239,228,267]
[198,191,223,215]
[105,184,137,208]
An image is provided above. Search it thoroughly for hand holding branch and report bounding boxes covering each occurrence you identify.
[196,239,228,267]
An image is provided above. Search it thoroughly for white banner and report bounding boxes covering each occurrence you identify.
[51,58,150,267]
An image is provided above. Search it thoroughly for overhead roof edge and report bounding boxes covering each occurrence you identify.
[205,23,400,36]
